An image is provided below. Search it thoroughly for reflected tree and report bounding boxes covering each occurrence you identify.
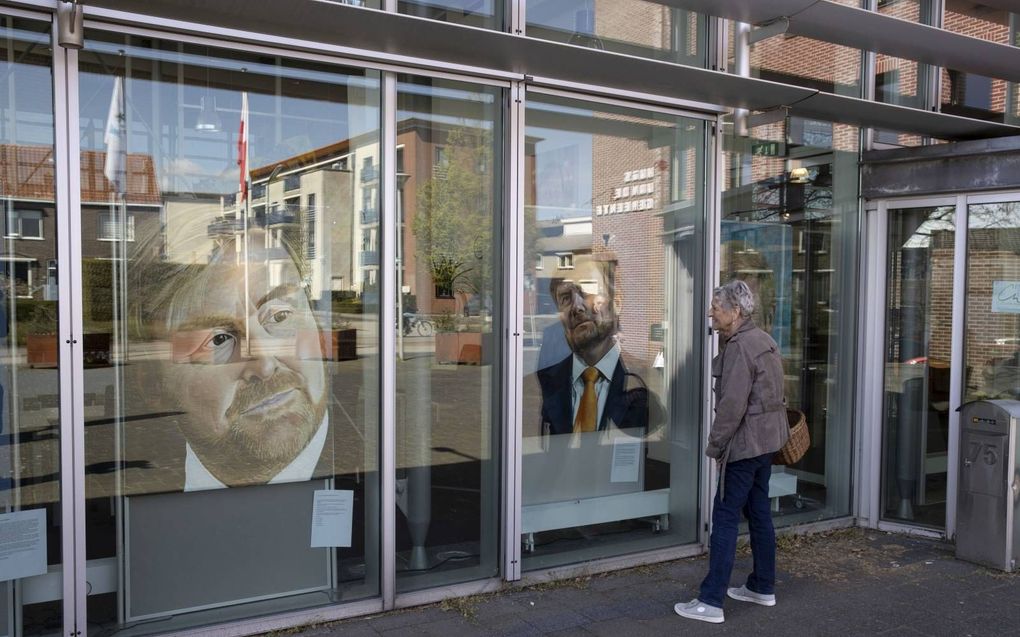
[413,126,493,315]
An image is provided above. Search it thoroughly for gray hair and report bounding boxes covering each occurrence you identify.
[713,280,755,319]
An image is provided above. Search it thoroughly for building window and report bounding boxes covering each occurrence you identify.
[98,212,136,242]
[535,253,543,270]
[433,145,449,178]
[6,209,43,239]
[283,173,301,192]
[556,253,574,269]
[305,193,317,259]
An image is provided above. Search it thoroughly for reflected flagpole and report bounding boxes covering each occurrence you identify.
[103,73,129,624]
[238,91,251,355]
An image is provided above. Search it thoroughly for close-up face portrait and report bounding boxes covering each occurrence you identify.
[161,247,328,483]
[553,260,619,356]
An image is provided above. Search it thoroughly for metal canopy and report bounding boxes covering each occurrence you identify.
[77,0,1020,140]
[861,136,1020,198]
[661,0,1020,83]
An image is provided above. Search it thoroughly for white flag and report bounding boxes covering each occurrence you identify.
[103,76,127,194]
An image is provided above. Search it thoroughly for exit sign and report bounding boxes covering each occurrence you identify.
[752,141,784,156]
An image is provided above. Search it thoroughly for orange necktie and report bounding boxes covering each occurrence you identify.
[573,367,600,433]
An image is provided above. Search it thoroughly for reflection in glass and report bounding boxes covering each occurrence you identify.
[522,93,706,569]
[722,115,859,525]
[398,0,504,30]
[874,0,932,128]
[394,76,502,591]
[941,2,1019,123]
[527,0,707,67]
[880,206,955,529]
[965,202,1020,402]
[729,2,862,98]
[79,32,381,634]
[0,16,63,637]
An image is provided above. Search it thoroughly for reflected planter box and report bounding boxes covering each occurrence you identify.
[435,332,482,365]
[27,332,111,367]
[310,329,357,361]
[26,333,58,368]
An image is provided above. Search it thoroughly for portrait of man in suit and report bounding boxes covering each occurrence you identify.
[534,256,652,436]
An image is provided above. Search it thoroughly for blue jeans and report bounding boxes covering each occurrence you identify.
[699,453,776,608]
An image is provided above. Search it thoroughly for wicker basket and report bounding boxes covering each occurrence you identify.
[773,408,809,465]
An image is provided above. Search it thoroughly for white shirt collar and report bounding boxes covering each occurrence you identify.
[571,343,620,385]
[184,412,329,492]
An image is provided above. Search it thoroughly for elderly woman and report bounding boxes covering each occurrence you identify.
[675,280,789,625]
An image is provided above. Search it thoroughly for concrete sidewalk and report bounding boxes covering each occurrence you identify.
[286,529,1020,636]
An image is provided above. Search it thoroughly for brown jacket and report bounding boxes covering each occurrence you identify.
[706,320,789,462]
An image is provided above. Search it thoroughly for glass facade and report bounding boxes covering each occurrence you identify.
[0,0,1016,634]
[0,16,63,637]
[521,93,706,569]
[965,201,1020,402]
[872,0,934,147]
[399,0,504,30]
[78,31,382,633]
[941,1,1019,124]
[527,0,707,67]
[722,116,860,525]
[393,75,502,591]
[729,1,864,98]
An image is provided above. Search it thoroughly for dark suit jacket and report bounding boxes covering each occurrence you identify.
[535,355,653,436]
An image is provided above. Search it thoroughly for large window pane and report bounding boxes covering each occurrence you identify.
[394,76,502,590]
[941,2,1019,124]
[729,0,863,97]
[398,0,504,30]
[521,93,706,569]
[79,32,381,634]
[965,201,1020,402]
[527,0,708,67]
[0,16,63,637]
[875,0,933,113]
[722,115,860,525]
[881,206,955,529]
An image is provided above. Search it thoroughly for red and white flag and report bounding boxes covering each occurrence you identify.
[237,91,249,204]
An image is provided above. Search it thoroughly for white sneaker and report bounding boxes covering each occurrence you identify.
[727,585,776,606]
[674,599,724,624]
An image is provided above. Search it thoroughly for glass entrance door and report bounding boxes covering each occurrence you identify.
[880,205,956,528]
[873,194,1020,535]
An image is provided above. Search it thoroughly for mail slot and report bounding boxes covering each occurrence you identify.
[956,400,1020,572]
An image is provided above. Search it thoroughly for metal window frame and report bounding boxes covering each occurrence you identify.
[862,193,961,537]
[703,112,723,546]
[78,18,514,90]
[52,12,86,637]
[380,70,397,611]
[517,84,722,571]
[502,80,524,583]
[947,192,966,540]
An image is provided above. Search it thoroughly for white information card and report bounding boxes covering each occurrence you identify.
[310,490,354,548]
[992,281,1020,314]
[610,439,641,483]
[0,508,47,583]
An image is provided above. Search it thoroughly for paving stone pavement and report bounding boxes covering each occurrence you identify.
[279,529,1020,636]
